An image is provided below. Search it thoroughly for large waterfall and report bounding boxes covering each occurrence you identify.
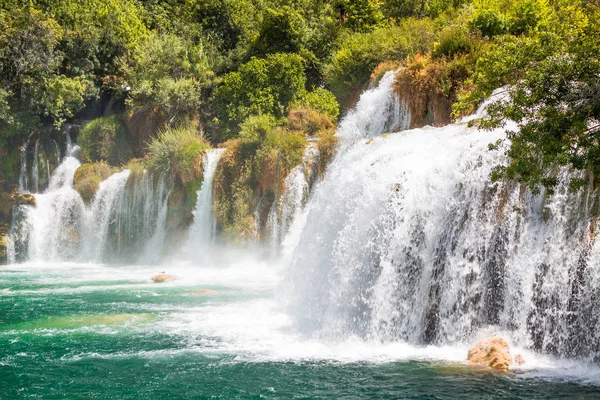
[283,72,600,361]
[7,71,600,364]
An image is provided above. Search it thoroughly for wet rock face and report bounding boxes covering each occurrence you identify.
[467,338,512,371]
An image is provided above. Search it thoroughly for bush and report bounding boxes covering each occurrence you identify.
[79,116,133,166]
[325,18,435,107]
[146,124,211,185]
[286,107,335,137]
[433,25,474,58]
[508,0,549,36]
[126,32,213,122]
[294,88,340,121]
[250,7,305,56]
[239,114,279,141]
[469,9,508,38]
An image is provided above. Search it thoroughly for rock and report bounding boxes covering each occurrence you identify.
[467,337,512,371]
[152,273,174,283]
[13,193,36,206]
[193,289,216,295]
[514,354,525,366]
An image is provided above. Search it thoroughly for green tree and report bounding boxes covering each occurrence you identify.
[125,32,214,124]
[212,53,307,139]
[467,3,600,193]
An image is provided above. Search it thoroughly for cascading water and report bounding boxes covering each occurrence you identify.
[265,144,318,254]
[9,138,172,264]
[283,73,600,361]
[186,149,225,249]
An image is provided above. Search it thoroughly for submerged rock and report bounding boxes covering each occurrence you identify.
[152,273,175,283]
[467,338,514,371]
[193,289,217,295]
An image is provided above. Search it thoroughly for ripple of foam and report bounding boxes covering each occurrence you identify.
[0,259,279,295]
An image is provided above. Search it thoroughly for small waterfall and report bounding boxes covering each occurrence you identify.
[263,144,320,254]
[9,138,173,264]
[337,71,409,141]
[82,170,131,261]
[32,140,40,193]
[283,77,600,361]
[18,138,30,193]
[186,149,225,249]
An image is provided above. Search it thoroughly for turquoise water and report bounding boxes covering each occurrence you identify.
[2,262,600,399]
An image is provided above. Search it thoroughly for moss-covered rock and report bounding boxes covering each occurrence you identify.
[213,112,316,243]
[73,163,118,203]
[394,53,473,127]
[79,115,134,166]
[0,222,9,264]
[145,124,211,242]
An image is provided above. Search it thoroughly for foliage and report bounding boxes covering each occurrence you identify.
[294,88,340,121]
[239,114,280,142]
[125,32,214,124]
[334,0,384,32]
[468,8,508,38]
[79,116,132,166]
[251,7,306,56]
[146,124,211,186]
[432,25,475,58]
[462,1,600,193]
[212,53,307,139]
[325,18,436,107]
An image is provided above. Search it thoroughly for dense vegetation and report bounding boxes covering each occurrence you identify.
[0,0,598,198]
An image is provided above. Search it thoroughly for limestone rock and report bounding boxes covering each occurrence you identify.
[152,273,174,283]
[467,338,512,371]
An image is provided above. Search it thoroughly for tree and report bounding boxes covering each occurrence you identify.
[212,53,308,139]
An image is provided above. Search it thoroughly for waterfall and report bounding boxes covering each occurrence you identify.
[32,140,40,193]
[185,149,225,250]
[337,71,409,141]
[18,138,30,193]
[283,75,600,361]
[265,144,318,254]
[9,139,172,264]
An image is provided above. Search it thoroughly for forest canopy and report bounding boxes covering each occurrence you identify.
[0,0,598,193]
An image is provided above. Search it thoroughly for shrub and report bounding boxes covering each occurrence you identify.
[239,114,279,141]
[146,124,211,185]
[126,32,213,122]
[250,7,305,56]
[325,18,436,107]
[294,88,340,121]
[286,107,335,137]
[508,0,549,36]
[468,9,508,38]
[432,25,474,58]
[79,116,133,166]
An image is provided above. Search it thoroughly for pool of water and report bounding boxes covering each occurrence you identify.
[2,262,600,399]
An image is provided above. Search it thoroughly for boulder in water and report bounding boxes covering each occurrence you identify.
[152,273,174,283]
[467,338,512,371]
